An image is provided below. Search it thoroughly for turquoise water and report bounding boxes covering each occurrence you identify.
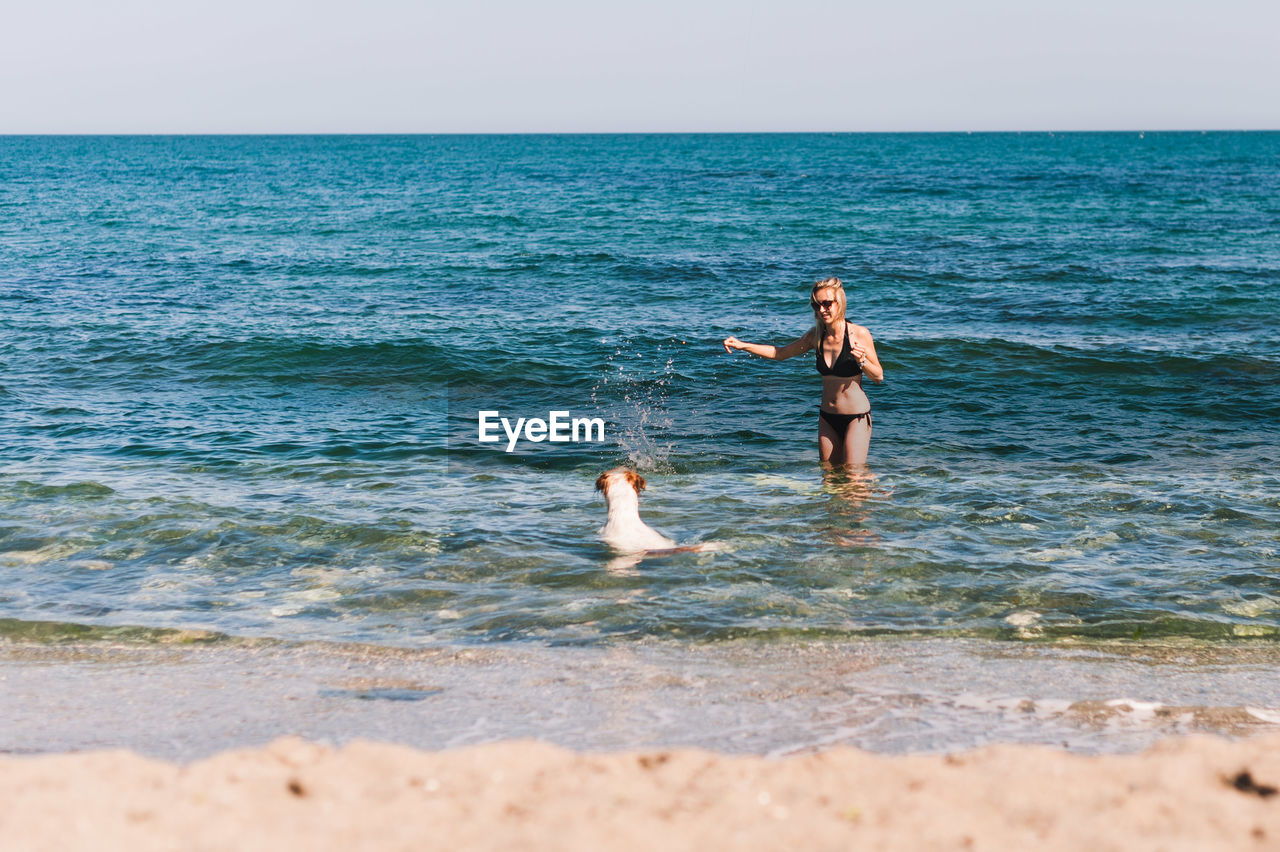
[2,133,1278,648]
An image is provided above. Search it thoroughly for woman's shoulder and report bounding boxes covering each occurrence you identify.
[847,322,873,340]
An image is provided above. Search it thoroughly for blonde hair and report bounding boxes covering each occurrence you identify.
[810,276,847,334]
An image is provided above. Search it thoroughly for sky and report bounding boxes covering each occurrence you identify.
[3,0,1277,133]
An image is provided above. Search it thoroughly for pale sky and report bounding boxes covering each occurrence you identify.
[3,0,1277,133]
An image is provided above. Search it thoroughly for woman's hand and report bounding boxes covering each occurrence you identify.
[723,336,744,353]
[848,329,884,382]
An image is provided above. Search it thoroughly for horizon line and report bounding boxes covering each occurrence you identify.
[2,128,1278,137]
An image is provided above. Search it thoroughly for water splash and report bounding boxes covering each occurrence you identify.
[591,338,679,473]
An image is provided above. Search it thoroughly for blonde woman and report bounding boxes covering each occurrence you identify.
[723,277,883,466]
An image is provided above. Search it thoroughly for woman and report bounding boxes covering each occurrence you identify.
[723,277,884,466]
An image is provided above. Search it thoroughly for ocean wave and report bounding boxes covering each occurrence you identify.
[889,336,1280,378]
[49,336,453,385]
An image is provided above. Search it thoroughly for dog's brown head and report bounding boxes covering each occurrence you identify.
[595,467,646,496]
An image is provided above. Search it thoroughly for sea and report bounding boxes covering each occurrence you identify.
[2,132,1278,758]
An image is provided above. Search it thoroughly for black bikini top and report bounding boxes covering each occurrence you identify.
[816,324,863,377]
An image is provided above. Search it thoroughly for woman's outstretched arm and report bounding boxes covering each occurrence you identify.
[723,330,813,361]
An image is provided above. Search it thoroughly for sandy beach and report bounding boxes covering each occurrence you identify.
[3,733,1279,850]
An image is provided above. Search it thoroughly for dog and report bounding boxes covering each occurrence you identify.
[594,467,724,557]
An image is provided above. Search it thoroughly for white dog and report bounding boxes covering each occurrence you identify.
[595,467,723,557]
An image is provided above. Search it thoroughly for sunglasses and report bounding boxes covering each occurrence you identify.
[811,299,837,310]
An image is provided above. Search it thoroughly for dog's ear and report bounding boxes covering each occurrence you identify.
[594,471,610,493]
[626,469,646,493]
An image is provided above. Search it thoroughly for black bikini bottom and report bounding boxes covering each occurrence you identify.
[818,408,872,432]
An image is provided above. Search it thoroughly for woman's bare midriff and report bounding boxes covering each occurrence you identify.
[820,376,870,413]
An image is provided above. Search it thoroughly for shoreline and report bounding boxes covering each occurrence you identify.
[4,635,1278,760]
[5,733,1279,850]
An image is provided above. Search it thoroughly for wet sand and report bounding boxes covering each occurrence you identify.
[4,637,1280,760]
